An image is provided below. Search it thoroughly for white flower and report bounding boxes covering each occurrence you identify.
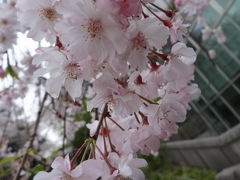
[213,27,226,44]
[0,29,17,52]
[33,47,83,99]
[202,27,212,41]
[108,153,147,180]
[55,0,128,63]
[170,16,189,43]
[17,0,60,42]
[171,42,197,65]
[125,17,169,70]
[34,155,105,180]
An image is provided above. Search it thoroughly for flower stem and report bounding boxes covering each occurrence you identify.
[93,103,108,138]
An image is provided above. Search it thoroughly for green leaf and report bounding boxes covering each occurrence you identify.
[47,150,59,160]
[26,149,39,156]
[152,97,161,103]
[0,156,19,166]
[28,164,45,174]
[0,167,11,177]
[5,65,19,80]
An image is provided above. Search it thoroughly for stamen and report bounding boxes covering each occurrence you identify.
[1,19,9,25]
[132,32,147,50]
[40,7,58,21]
[83,19,102,39]
[0,35,6,42]
[65,63,81,80]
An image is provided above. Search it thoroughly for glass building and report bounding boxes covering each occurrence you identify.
[172,0,240,140]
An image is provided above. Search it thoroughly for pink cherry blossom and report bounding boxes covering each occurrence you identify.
[208,49,216,59]
[33,47,84,99]
[170,16,189,43]
[213,27,226,44]
[34,154,105,180]
[55,0,127,63]
[171,42,197,65]
[109,0,142,18]
[202,27,212,41]
[174,0,183,8]
[108,153,147,180]
[12,1,203,179]
[125,17,169,70]
[17,0,60,42]
[87,75,142,116]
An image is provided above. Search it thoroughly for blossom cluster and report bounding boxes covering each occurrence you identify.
[174,0,226,59]
[15,0,201,179]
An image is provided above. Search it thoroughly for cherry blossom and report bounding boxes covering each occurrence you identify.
[17,0,60,42]
[34,154,104,180]
[0,2,18,52]
[55,0,127,63]
[10,0,203,179]
[108,153,147,180]
[213,27,226,44]
[208,49,216,59]
[125,17,169,70]
[32,47,85,99]
[170,16,189,43]
[171,42,197,65]
[109,0,142,18]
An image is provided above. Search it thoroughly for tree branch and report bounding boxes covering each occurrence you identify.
[14,92,48,180]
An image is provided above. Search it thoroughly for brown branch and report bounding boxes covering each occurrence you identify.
[14,92,48,180]
[107,117,125,131]
[62,106,67,156]
[92,103,108,138]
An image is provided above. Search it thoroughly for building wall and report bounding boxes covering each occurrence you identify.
[171,0,240,141]
[166,123,240,171]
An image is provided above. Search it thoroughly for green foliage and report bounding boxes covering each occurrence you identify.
[0,148,43,178]
[71,96,92,148]
[27,149,40,157]
[152,97,161,103]
[0,156,19,166]
[47,150,59,160]
[73,112,91,122]
[5,64,19,80]
[145,166,216,180]
[167,0,176,10]
[0,167,11,178]
[142,143,216,180]
[71,126,89,148]
[0,155,21,178]
[27,164,45,174]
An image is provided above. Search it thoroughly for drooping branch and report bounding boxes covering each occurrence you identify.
[92,103,109,138]
[14,92,48,180]
[62,106,67,155]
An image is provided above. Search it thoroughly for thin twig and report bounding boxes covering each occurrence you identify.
[62,106,67,156]
[134,112,141,124]
[93,103,108,138]
[70,141,87,168]
[137,93,158,105]
[14,92,48,180]
[107,117,125,131]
